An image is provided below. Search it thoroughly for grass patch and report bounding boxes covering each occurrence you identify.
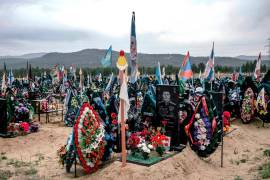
[35,153,44,161]
[7,159,32,168]
[240,159,247,163]
[24,166,38,176]
[259,161,270,179]
[234,176,242,180]
[0,153,7,161]
[263,149,270,157]
[0,169,13,180]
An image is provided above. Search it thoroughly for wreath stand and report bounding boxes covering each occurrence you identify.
[209,91,224,168]
[74,154,77,178]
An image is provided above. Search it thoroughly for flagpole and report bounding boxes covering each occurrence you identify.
[116,50,128,168]
[120,70,126,167]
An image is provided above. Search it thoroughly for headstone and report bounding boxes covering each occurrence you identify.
[0,98,7,134]
[156,85,180,149]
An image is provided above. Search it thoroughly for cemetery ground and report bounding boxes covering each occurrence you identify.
[0,115,270,180]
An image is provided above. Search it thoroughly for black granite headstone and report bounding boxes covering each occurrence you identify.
[0,98,7,134]
[156,85,180,148]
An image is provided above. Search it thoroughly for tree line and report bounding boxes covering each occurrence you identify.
[0,60,267,78]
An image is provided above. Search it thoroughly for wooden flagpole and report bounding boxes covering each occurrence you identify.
[120,70,126,167]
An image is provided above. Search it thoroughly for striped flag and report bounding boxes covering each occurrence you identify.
[130,11,138,83]
[204,42,215,81]
[254,52,261,80]
[101,45,112,67]
[179,51,193,81]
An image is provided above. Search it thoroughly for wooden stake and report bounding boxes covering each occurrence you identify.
[120,70,126,167]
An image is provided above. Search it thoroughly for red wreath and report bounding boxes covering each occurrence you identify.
[74,102,105,174]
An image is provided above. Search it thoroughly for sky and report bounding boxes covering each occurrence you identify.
[0,0,269,56]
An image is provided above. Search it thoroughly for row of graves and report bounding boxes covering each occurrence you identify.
[57,51,270,176]
[0,69,69,137]
[1,53,270,176]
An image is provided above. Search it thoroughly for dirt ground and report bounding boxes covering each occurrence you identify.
[0,114,270,180]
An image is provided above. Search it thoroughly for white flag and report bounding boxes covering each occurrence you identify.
[118,74,130,123]
[254,52,261,79]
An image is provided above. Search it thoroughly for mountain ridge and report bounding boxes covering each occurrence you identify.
[0,49,269,69]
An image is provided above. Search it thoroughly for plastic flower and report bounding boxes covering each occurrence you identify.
[111,113,117,119]
[148,144,153,149]
[112,119,118,125]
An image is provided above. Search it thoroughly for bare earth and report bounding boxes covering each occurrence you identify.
[0,115,270,180]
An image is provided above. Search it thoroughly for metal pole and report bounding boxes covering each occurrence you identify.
[221,90,224,168]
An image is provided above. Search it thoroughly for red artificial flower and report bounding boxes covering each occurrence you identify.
[112,119,118,125]
[20,122,29,133]
[136,101,141,108]
[111,113,117,119]
[161,120,168,126]
[83,120,88,127]
[81,128,87,135]
[140,128,149,137]
[150,133,168,148]
[128,133,140,149]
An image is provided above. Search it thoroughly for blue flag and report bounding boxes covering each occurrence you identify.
[130,12,137,61]
[155,62,163,85]
[8,69,14,85]
[130,12,138,83]
[204,42,215,81]
[101,45,112,67]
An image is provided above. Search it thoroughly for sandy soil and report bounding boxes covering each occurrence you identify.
[0,114,270,180]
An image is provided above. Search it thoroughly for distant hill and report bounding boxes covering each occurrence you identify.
[0,52,47,59]
[0,49,269,69]
[236,55,269,61]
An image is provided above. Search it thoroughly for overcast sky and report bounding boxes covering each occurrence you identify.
[0,0,269,56]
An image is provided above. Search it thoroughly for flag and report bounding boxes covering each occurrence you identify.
[217,71,221,79]
[87,74,90,87]
[232,71,237,81]
[130,12,137,61]
[238,66,243,81]
[101,45,112,67]
[179,51,193,81]
[3,62,7,73]
[256,88,267,111]
[105,73,114,92]
[198,70,202,79]
[239,66,242,75]
[118,72,130,123]
[156,62,163,85]
[98,73,102,82]
[28,63,32,80]
[8,69,14,85]
[162,66,165,78]
[79,67,83,89]
[69,65,76,80]
[130,11,138,83]
[204,42,215,81]
[254,52,261,80]
[1,72,6,91]
[26,61,29,80]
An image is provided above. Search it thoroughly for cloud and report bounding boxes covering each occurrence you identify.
[0,0,269,56]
